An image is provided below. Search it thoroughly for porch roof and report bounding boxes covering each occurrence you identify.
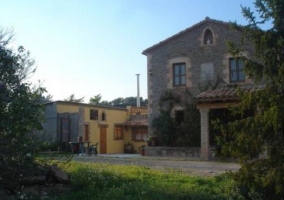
[117,114,148,127]
[195,85,263,109]
[123,120,148,126]
[195,85,262,102]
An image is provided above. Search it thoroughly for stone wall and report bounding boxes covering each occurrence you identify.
[144,18,254,133]
[145,146,216,159]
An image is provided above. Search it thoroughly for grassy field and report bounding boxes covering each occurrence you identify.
[54,161,243,200]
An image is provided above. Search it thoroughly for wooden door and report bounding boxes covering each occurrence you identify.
[100,126,107,154]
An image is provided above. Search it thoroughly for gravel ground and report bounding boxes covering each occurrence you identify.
[73,154,240,177]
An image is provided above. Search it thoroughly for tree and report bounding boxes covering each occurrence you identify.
[89,94,102,104]
[0,29,47,192]
[214,0,284,198]
[64,93,84,103]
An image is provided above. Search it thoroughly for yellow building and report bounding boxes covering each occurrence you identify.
[43,101,147,154]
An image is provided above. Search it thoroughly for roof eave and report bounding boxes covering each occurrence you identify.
[142,17,231,55]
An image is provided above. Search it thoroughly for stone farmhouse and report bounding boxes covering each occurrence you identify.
[142,17,256,160]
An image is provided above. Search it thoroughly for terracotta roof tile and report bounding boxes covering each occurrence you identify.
[195,85,264,102]
[123,114,148,126]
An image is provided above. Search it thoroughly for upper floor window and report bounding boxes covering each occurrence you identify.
[101,111,106,121]
[90,109,98,120]
[173,63,186,86]
[230,58,245,83]
[204,29,213,44]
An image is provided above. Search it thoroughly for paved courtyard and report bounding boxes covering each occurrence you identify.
[73,154,240,176]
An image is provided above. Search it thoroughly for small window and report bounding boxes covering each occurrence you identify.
[101,112,106,121]
[204,29,213,44]
[90,109,98,120]
[173,63,186,86]
[114,126,124,140]
[230,58,245,83]
[175,110,184,125]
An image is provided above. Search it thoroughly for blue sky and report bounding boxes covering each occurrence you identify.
[0,0,261,102]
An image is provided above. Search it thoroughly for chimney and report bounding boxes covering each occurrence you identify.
[136,74,140,107]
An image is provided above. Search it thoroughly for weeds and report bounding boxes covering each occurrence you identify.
[52,162,244,200]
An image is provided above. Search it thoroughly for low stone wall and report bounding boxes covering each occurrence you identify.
[145,146,216,159]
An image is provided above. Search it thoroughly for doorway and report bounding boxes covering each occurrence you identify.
[99,125,107,154]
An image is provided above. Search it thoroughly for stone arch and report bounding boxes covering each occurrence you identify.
[203,29,213,44]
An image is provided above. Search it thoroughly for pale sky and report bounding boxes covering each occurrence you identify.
[0,0,261,102]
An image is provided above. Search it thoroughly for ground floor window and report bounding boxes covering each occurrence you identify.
[132,127,148,141]
[114,126,124,140]
[175,110,184,125]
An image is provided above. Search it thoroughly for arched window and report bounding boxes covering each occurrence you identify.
[204,29,213,44]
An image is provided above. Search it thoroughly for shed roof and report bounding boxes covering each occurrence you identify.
[122,113,148,127]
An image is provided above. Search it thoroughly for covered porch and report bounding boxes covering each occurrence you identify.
[195,86,257,160]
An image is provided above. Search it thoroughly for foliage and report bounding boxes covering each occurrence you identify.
[152,88,201,147]
[55,162,242,200]
[39,139,61,151]
[88,95,148,107]
[64,93,84,103]
[151,110,177,146]
[89,94,102,104]
[213,0,284,198]
[0,28,50,192]
[176,102,201,147]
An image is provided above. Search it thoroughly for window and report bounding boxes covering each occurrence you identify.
[90,109,98,120]
[204,29,213,44]
[132,128,148,141]
[230,58,245,82]
[101,112,106,121]
[173,63,186,86]
[175,110,184,125]
[114,126,124,140]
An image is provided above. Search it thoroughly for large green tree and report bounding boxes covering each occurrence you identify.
[0,29,47,192]
[215,0,284,198]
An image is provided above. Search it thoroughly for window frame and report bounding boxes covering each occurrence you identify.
[132,128,148,142]
[113,126,124,140]
[90,109,98,120]
[229,58,245,83]
[173,63,186,87]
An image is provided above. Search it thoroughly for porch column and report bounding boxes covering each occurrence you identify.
[200,108,210,160]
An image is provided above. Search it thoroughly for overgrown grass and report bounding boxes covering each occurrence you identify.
[55,162,243,200]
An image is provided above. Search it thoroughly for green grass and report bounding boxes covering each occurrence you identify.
[56,162,243,200]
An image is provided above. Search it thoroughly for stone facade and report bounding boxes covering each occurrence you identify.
[142,17,254,133]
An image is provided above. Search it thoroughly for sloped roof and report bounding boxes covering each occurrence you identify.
[195,85,264,102]
[123,114,148,126]
[142,17,231,55]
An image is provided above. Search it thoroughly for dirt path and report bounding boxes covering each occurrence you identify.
[73,154,240,176]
